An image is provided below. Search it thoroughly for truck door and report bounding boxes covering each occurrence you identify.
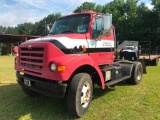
[88,15,114,65]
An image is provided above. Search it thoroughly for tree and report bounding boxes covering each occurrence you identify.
[7,26,19,34]
[17,23,34,35]
[102,0,126,40]
[151,0,160,48]
[0,0,159,49]
[31,13,61,36]
[94,4,103,13]
[74,2,96,13]
[74,2,103,13]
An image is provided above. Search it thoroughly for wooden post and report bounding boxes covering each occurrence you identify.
[25,36,27,42]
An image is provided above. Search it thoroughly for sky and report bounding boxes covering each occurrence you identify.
[0,0,153,27]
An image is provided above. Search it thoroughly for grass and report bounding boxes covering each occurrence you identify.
[0,56,160,120]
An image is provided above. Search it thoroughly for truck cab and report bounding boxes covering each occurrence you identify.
[15,11,144,117]
[47,11,115,65]
[122,46,136,52]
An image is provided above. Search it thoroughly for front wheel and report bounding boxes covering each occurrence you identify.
[67,73,93,117]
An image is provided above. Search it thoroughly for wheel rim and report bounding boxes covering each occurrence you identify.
[137,66,142,81]
[81,82,91,108]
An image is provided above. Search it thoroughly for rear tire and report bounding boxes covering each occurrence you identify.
[152,58,159,66]
[67,73,93,117]
[22,87,38,97]
[127,62,143,85]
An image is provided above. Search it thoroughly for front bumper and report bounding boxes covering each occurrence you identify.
[16,72,67,98]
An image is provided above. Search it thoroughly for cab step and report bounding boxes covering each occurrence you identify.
[105,76,130,87]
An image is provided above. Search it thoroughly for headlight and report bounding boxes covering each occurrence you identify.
[50,63,56,71]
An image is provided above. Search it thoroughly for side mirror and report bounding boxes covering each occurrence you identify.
[47,25,51,32]
[104,14,112,31]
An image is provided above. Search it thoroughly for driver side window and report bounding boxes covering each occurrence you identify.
[92,17,103,39]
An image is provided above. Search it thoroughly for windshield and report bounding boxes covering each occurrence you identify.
[49,14,90,34]
[124,46,134,50]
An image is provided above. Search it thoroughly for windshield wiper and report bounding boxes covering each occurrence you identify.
[48,32,56,35]
[49,30,77,35]
[61,30,75,33]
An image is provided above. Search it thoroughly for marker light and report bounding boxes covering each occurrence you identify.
[83,45,86,52]
[58,66,66,72]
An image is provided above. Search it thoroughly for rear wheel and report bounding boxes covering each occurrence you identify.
[67,73,93,117]
[152,58,159,66]
[127,62,143,84]
[21,87,38,97]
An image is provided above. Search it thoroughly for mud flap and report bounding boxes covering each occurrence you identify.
[138,59,147,74]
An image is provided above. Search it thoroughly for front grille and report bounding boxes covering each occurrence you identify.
[20,47,44,75]
[21,48,44,51]
[21,53,44,57]
[21,58,43,63]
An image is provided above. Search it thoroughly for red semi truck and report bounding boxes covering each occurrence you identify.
[15,11,146,117]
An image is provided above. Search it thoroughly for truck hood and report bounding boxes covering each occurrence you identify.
[33,33,87,40]
[27,34,89,53]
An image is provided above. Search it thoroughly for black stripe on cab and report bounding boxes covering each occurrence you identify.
[27,39,115,54]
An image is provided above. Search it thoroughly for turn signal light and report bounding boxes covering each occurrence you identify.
[83,45,86,52]
[58,66,66,72]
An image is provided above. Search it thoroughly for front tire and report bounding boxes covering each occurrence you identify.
[67,73,93,117]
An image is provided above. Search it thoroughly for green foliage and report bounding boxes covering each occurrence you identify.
[0,0,159,48]
[8,27,19,34]
[0,56,160,119]
[17,23,34,35]
[31,13,61,36]
[95,4,103,13]
[0,13,61,36]
[0,26,7,34]
[151,0,160,47]
[74,2,103,13]
[101,0,159,49]
[74,2,96,12]
[125,0,139,18]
